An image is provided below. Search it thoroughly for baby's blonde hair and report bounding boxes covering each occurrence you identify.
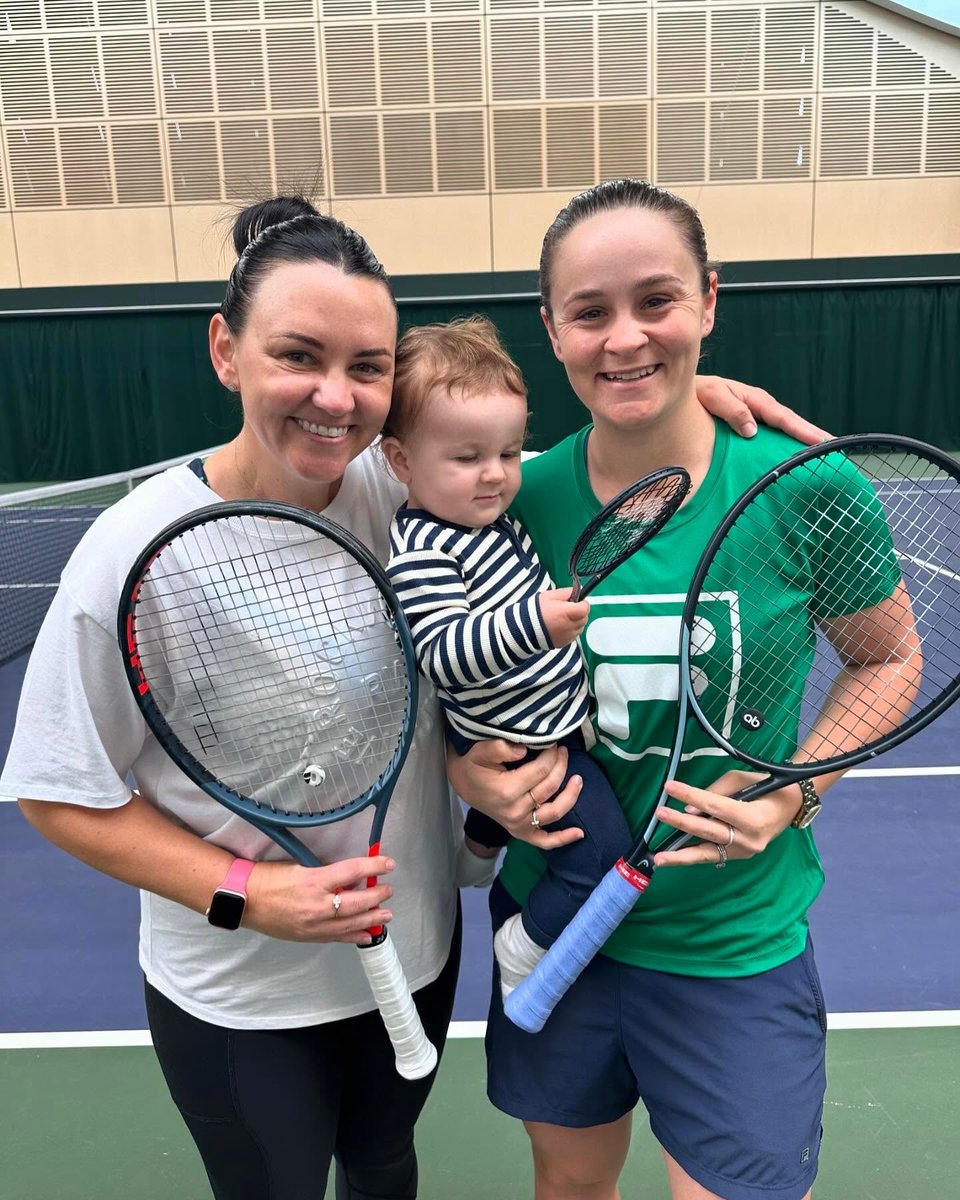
[383,315,527,440]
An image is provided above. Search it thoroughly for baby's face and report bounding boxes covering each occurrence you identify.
[401,386,527,528]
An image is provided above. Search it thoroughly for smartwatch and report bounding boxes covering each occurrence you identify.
[790,779,822,829]
[206,859,256,930]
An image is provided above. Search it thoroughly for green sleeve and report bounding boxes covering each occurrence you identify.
[803,454,901,621]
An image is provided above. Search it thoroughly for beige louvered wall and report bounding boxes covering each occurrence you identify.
[0,0,957,287]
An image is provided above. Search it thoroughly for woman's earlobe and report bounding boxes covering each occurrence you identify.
[208,313,239,390]
[701,274,719,337]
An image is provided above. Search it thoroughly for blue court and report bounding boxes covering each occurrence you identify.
[1,490,959,1200]
[2,645,958,1031]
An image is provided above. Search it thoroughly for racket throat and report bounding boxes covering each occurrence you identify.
[615,854,654,893]
[366,841,386,940]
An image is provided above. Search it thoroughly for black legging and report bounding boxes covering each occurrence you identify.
[145,904,462,1200]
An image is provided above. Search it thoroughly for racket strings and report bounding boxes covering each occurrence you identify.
[157,553,401,734]
[130,514,412,818]
[692,447,960,770]
[572,473,688,579]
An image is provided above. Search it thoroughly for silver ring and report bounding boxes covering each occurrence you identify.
[531,809,541,830]
[332,892,342,917]
[715,842,728,869]
[725,824,736,847]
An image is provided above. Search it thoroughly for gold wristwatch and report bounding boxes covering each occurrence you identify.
[790,779,822,829]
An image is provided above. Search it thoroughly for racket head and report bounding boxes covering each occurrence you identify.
[118,501,418,832]
[569,466,690,599]
[680,434,960,779]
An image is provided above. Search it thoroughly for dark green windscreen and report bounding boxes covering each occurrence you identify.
[1,276,957,482]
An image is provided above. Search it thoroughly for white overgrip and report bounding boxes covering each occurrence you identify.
[359,936,439,1080]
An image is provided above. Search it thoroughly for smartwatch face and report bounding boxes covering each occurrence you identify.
[207,889,246,930]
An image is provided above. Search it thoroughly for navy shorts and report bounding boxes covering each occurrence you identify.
[486,883,826,1200]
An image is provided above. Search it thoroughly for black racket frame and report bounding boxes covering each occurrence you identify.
[568,466,691,600]
[678,433,960,793]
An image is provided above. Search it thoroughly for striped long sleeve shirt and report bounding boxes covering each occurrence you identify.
[386,506,590,745]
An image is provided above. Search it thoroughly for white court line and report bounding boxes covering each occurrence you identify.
[827,1011,960,1030]
[448,1021,487,1039]
[847,766,960,776]
[2,1013,959,1050]
[1,1030,155,1049]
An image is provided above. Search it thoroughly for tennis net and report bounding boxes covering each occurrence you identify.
[0,446,222,667]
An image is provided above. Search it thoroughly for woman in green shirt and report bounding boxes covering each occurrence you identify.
[449,180,898,1200]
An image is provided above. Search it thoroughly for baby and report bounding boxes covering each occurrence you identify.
[381,317,630,997]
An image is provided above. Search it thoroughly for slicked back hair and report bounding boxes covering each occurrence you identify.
[539,179,713,317]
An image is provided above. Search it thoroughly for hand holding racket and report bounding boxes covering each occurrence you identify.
[235,853,397,944]
[119,501,438,1080]
[506,435,960,1033]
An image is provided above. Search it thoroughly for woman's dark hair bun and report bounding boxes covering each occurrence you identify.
[231,195,319,257]
[219,193,394,334]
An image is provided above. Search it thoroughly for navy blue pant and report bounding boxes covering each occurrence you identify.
[457,731,630,948]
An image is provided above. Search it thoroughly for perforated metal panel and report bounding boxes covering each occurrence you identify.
[493,106,541,188]
[0,0,956,214]
[657,99,707,183]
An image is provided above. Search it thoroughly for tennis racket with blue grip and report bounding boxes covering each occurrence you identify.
[506,434,960,1033]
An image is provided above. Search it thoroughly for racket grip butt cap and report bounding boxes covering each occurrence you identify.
[395,1041,438,1081]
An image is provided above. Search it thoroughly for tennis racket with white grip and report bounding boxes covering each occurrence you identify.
[119,501,437,1079]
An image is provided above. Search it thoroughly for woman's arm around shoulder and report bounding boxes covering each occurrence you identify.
[694,376,831,444]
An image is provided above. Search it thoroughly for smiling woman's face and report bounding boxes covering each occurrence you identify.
[210,259,398,507]
[542,205,717,439]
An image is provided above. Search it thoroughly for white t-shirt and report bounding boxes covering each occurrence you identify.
[0,449,461,1029]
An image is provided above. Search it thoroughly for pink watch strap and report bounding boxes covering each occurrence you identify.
[218,858,256,895]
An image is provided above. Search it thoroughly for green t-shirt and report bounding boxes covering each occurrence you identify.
[504,420,898,977]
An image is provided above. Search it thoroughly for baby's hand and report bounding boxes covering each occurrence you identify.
[539,588,590,648]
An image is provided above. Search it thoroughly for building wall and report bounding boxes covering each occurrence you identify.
[0,0,957,288]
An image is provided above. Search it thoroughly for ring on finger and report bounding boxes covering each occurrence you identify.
[332,892,342,917]
[528,789,543,830]
[715,842,728,869]
[725,823,735,847]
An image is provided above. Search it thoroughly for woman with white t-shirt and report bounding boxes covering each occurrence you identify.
[0,194,823,1200]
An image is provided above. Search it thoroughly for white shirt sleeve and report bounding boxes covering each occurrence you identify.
[1,582,142,806]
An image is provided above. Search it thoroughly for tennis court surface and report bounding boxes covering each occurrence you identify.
[1,455,957,1200]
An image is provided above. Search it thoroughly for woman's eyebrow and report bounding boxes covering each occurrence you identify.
[636,273,686,288]
[563,274,686,304]
[275,331,392,358]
